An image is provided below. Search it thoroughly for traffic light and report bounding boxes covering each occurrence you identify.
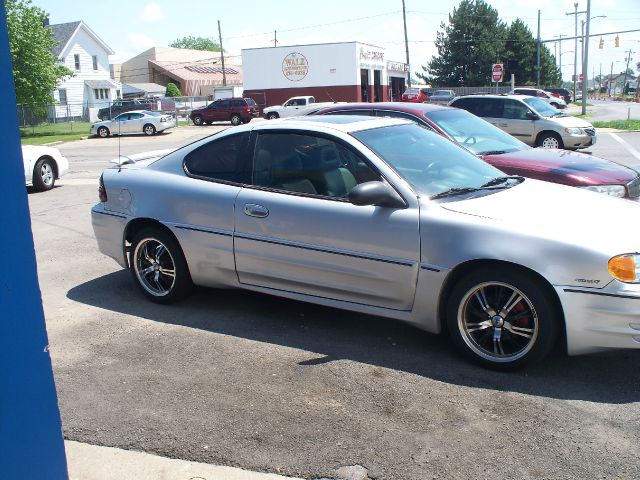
[599,37,604,49]
[615,35,620,47]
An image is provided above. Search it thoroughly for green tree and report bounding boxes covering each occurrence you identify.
[169,36,222,52]
[5,0,73,105]
[165,82,181,97]
[417,0,507,86]
[418,0,561,87]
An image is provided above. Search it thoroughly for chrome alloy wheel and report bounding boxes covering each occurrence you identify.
[457,281,538,363]
[133,238,176,297]
[40,162,54,187]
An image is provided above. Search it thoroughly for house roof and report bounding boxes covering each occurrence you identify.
[47,21,115,57]
[148,60,242,96]
[49,21,81,57]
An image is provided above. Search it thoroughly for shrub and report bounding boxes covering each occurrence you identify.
[165,83,181,97]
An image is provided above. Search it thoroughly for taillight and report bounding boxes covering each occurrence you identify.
[245,107,251,112]
[98,174,107,202]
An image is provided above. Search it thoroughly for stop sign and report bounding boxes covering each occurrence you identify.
[492,63,504,82]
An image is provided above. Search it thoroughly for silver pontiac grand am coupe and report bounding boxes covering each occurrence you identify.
[92,116,640,369]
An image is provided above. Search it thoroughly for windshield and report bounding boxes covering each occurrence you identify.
[352,124,504,197]
[433,90,452,96]
[405,88,419,94]
[425,109,528,155]
[523,97,560,117]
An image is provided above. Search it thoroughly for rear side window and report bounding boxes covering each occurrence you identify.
[231,99,244,107]
[218,100,231,108]
[184,132,250,183]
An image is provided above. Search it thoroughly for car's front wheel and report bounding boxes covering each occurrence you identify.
[446,267,558,370]
[97,126,109,138]
[536,132,564,149]
[130,228,193,304]
[32,157,56,191]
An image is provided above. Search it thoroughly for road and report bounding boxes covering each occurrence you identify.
[30,124,640,480]
[582,99,640,122]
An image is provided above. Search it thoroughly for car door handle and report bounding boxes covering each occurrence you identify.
[244,203,269,218]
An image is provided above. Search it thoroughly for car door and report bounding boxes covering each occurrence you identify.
[215,100,231,121]
[500,99,536,144]
[112,113,131,134]
[127,112,145,134]
[233,130,421,311]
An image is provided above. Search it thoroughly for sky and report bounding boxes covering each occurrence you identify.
[34,0,640,83]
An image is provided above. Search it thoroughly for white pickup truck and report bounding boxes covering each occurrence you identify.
[263,96,336,119]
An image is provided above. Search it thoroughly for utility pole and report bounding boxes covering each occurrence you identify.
[402,0,411,87]
[581,0,590,114]
[566,3,586,101]
[558,34,566,78]
[217,20,226,86]
[536,9,541,87]
[609,61,613,96]
[621,48,634,97]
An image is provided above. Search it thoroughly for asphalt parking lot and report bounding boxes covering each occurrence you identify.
[31,123,640,480]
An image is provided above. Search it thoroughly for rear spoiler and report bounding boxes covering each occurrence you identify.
[110,148,175,166]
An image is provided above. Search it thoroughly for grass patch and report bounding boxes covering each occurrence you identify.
[592,119,640,130]
[20,121,91,145]
[572,113,592,118]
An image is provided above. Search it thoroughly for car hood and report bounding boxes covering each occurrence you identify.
[436,178,640,255]
[481,147,638,186]
[541,114,592,128]
[92,119,113,127]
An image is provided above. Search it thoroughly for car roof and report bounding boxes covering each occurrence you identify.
[454,93,531,101]
[313,101,452,115]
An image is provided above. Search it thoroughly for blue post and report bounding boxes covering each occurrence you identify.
[0,5,68,479]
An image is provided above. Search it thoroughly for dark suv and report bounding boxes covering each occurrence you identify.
[97,99,153,120]
[190,98,259,126]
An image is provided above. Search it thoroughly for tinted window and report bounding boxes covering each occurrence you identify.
[472,98,503,118]
[129,113,144,120]
[115,114,129,121]
[231,99,244,107]
[325,109,373,116]
[253,133,380,198]
[218,100,231,108]
[184,132,250,183]
[245,98,257,106]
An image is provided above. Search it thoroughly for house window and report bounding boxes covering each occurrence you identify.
[94,89,100,100]
[116,90,121,99]
[74,54,80,70]
[58,89,67,105]
[92,55,98,70]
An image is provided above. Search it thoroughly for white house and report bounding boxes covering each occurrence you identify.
[48,21,121,121]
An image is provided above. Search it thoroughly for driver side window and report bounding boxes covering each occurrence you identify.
[252,133,380,198]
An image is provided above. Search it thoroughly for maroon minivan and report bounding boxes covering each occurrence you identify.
[190,97,259,126]
[311,102,640,200]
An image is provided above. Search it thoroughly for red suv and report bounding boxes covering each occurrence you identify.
[401,87,431,103]
[190,98,259,126]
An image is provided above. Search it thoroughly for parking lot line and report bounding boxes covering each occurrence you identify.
[609,133,640,162]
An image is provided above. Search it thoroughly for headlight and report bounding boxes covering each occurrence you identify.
[580,184,626,197]
[608,254,640,283]
[564,127,583,135]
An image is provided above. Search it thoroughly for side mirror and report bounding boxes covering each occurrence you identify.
[525,110,539,120]
[348,181,406,208]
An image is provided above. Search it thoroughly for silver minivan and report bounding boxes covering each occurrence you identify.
[449,94,595,150]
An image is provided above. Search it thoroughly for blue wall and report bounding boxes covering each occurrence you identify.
[0,6,68,478]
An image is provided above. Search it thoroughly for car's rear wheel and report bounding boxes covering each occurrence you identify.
[97,126,109,138]
[536,132,564,149]
[32,157,56,191]
[130,228,193,304]
[266,112,279,120]
[446,267,558,370]
[192,115,204,126]
[143,123,156,136]
[230,113,242,125]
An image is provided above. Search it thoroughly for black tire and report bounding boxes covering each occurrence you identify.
[230,113,242,126]
[143,123,156,136]
[266,112,279,120]
[536,132,564,149]
[97,126,109,138]
[551,102,559,109]
[192,115,204,126]
[129,227,193,304]
[446,266,558,370]
[205,120,213,125]
[32,157,56,191]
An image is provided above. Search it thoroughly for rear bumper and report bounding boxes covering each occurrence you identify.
[91,204,128,268]
[556,284,640,355]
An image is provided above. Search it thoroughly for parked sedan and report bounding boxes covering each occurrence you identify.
[92,116,640,370]
[22,144,69,191]
[90,110,175,138]
[311,102,640,200]
[429,89,456,104]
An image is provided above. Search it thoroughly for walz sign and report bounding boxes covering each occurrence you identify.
[492,63,504,83]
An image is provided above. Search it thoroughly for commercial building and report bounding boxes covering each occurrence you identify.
[241,42,409,109]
